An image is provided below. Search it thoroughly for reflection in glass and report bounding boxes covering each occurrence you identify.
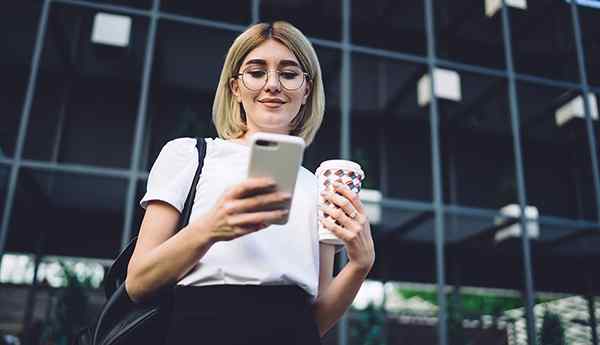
[5,169,127,259]
[351,53,431,201]
[351,0,425,55]
[261,0,341,42]
[510,0,579,81]
[161,0,251,25]
[0,166,9,222]
[304,46,342,173]
[439,73,515,210]
[23,3,150,168]
[435,0,505,69]
[132,179,146,240]
[141,22,231,171]
[518,82,597,221]
[444,211,532,344]
[0,2,41,158]
[579,3,600,86]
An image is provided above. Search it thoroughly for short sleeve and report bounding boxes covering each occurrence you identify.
[139,138,198,213]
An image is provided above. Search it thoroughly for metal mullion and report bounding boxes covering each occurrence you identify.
[437,58,508,78]
[0,0,50,259]
[159,12,246,33]
[0,159,13,167]
[350,44,427,65]
[570,3,600,344]
[337,2,351,345]
[53,0,151,16]
[423,1,447,345]
[500,2,537,344]
[308,37,344,50]
[19,160,131,179]
[570,1,600,223]
[121,0,160,248]
[380,198,434,212]
[251,0,259,24]
[515,73,581,90]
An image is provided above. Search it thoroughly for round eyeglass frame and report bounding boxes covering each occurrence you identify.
[233,67,311,91]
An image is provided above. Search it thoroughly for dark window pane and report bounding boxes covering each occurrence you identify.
[351,53,432,201]
[141,23,231,172]
[0,1,42,158]
[440,72,515,210]
[510,0,579,82]
[518,82,597,221]
[6,169,127,259]
[131,178,146,240]
[161,1,251,26]
[0,166,9,221]
[579,3,600,86]
[435,0,505,69]
[304,46,342,173]
[261,0,341,42]
[24,3,150,168]
[352,0,425,55]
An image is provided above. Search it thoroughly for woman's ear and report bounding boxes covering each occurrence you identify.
[302,80,312,105]
[229,78,242,103]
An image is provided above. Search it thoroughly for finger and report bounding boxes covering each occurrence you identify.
[320,204,358,231]
[224,191,291,214]
[227,209,289,227]
[321,189,358,219]
[332,182,365,213]
[320,217,353,242]
[226,177,277,199]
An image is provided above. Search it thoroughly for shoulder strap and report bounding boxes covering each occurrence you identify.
[103,138,207,298]
[178,137,207,230]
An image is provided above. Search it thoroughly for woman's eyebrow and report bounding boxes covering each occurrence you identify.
[244,59,300,68]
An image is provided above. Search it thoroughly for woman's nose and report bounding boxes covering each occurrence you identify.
[264,71,281,92]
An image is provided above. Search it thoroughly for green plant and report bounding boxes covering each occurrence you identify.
[41,262,93,345]
[350,303,387,345]
[539,310,566,345]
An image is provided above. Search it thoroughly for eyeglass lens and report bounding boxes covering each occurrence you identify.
[242,68,305,90]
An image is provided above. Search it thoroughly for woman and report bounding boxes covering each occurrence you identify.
[125,21,375,344]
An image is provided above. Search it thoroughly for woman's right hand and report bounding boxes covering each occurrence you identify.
[199,177,291,243]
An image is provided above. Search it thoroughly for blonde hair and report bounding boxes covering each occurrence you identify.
[212,21,325,146]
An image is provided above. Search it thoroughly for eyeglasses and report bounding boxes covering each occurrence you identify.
[234,67,310,91]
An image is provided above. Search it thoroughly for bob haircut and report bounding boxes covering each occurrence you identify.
[212,21,325,146]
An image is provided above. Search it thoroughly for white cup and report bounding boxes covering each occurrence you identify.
[316,160,365,246]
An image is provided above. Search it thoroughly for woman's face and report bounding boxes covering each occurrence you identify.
[230,39,311,136]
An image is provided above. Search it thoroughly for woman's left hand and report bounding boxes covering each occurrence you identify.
[319,182,375,276]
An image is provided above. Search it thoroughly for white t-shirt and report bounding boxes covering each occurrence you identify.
[140,137,328,299]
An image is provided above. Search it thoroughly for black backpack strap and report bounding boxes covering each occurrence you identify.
[104,137,207,298]
[179,137,207,229]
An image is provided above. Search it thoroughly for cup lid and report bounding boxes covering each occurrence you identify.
[316,159,364,178]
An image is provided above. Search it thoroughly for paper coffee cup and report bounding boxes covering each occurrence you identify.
[316,160,365,246]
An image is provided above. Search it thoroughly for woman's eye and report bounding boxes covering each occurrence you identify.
[247,70,267,78]
[280,71,299,79]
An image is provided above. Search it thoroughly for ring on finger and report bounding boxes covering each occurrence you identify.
[349,210,357,219]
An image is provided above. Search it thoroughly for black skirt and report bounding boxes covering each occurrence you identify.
[164,285,322,345]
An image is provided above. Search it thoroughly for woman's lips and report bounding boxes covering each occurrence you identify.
[260,101,285,108]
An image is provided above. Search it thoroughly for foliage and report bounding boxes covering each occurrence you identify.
[397,288,552,316]
[41,262,93,345]
[539,310,566,345]
[350,303,387,345]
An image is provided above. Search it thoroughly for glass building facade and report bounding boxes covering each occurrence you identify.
[1,1,600,345]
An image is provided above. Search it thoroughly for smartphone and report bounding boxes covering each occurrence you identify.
[247,132,306,225]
